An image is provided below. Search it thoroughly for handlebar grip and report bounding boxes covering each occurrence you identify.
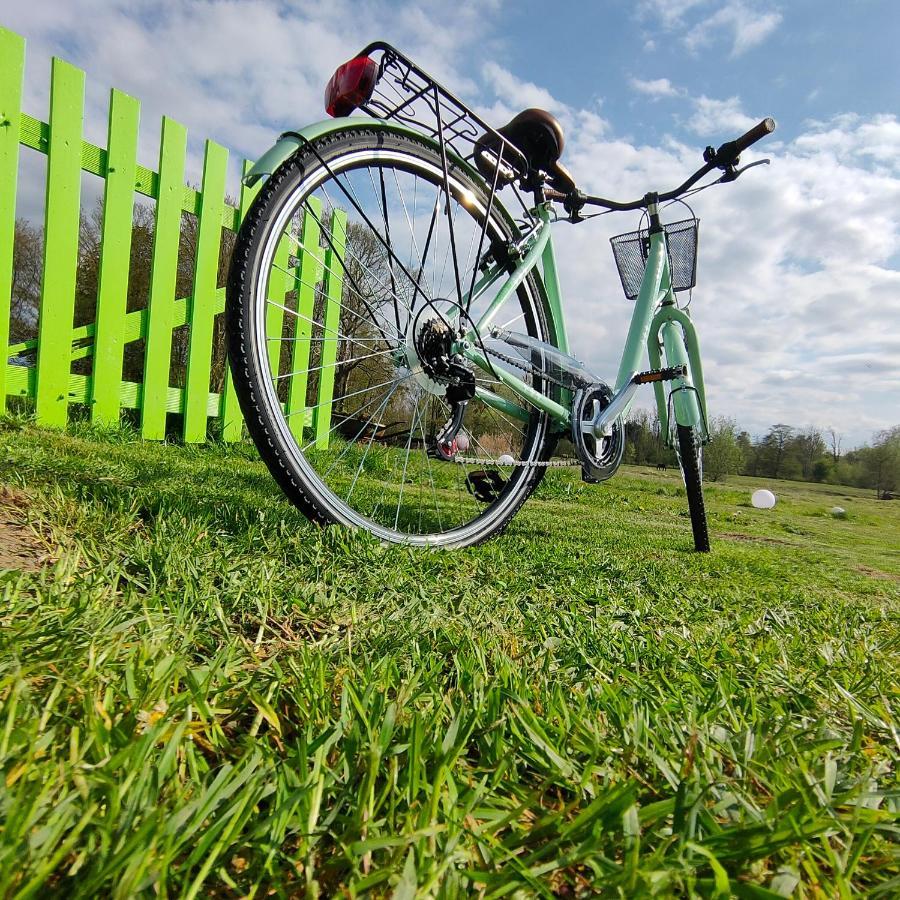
[716,117,776,166]
[734,117,776,154]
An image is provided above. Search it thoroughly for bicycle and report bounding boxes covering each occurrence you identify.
[226,44,775,550]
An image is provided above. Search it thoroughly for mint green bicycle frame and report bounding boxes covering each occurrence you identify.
[247,119,709,445]
[458,203,709,445]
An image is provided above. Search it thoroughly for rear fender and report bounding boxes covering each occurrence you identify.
[244,116,470,187]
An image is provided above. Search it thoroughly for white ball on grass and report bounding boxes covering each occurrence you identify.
[456,432,469,451]
[751,489,776,509]
[497,454,515,466]
[831,506,846,518]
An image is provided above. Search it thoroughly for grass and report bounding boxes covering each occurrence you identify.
[0,416,897,897]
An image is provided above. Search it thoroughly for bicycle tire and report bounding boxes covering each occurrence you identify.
[226,128,558,547]
[676,424,710,552]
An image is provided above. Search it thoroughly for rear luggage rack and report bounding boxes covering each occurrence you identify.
[356,41,539,226]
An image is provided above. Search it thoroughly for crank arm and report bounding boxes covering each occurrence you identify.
[587,366,686,438]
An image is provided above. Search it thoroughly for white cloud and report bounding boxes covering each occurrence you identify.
[478,63,608,143]
[638,0,709,30]
[640,0,783,58]
[629,77,683,99]
[480,62,567,118]
[794,114,900,173]
[684,2,783,56]
[687,95,757,135]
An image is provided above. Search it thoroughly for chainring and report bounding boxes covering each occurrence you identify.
[572,383,625,483]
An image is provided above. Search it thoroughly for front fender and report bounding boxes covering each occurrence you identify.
[244,116,472,187]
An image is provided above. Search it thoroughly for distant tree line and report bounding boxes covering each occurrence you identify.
[7,207,899,496]
[624,410,900,498]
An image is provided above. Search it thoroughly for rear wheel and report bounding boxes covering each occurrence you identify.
[227,129,558,547]
[676,424,710,552]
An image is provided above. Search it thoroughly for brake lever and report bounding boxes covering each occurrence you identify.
[719,158,771,183]
[563,188,587,223]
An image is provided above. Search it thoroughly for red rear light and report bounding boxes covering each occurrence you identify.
[325,56,377,117]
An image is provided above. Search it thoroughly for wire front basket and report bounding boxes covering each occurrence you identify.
[357,42,537,225]
[610,219,699,301]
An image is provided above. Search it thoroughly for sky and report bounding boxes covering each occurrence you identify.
[4,0,899,446]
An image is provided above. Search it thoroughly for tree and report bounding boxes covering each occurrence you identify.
[9,219,43,346]
[736,430,756,475]
[703,416,744,481]
[860,427,900,498]
[329,220,399,408]
[625,408,658,465]
[759,424,793,478]
[794,426,825,480]
[827,427,843,464]
[812,459,831,482]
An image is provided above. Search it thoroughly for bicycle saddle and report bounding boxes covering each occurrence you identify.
[476,108,576,193]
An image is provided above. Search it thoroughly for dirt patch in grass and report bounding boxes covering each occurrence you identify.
[0,486,50,572]
[854,564,900,583]
[720,531,798,547]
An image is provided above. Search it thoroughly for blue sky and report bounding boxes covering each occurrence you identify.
[4,0,899,445]
[505,1,899,142]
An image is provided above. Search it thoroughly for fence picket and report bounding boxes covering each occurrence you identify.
[182,139,227,442]
[0,30,24,405]
[265,234,291,379]
[141,116,187,439]
[218,160,258,441]
[313,209,346,447]
[34,58,85,428]
[286,197,323,439]
[91,89,140,424]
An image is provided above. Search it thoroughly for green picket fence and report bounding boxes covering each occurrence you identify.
[0,26,341,443]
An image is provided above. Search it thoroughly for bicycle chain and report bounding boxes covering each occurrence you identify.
[455,456,579,468]
[454,344,582,468]
[482,344,573,393]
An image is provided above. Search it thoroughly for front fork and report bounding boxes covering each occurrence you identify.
[648,304,709,445]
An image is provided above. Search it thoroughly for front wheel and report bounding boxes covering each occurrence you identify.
[676,424,710,552]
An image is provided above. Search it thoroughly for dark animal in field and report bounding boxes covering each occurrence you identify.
[656,463,667,471]
[881,491,897,500]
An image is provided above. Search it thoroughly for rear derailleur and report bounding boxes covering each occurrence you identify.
[417,318,476,461]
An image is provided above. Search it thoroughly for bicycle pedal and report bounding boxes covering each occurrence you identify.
[633,365,686,384]
[465,470,506,503]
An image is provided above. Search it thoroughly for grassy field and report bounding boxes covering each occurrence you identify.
[0,417,897,898]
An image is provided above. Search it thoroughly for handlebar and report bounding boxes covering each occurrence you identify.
[549,117,776,214]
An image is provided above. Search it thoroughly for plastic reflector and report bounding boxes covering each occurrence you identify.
[325,57,377,117]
